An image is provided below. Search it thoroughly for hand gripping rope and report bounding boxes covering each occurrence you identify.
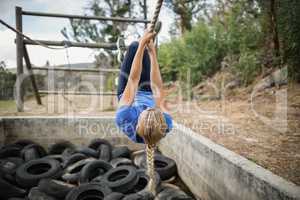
[116,0,163,63]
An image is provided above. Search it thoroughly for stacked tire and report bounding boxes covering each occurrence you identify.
[0,138,194,200]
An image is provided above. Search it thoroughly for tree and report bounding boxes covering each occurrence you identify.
[276,0,300,80]
[256,0,280,58]
[62,0,147,68]
[165,0,206,34]
[66,0,131,44]
[0,61,6,71]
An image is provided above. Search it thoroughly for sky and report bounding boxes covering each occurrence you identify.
[0,0,174,68]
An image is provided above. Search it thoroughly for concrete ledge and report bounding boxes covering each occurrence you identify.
[0,118,4,145]
[1,116,143,150]
[159,123,300,200]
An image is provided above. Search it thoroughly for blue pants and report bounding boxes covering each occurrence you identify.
[117,41,152,99]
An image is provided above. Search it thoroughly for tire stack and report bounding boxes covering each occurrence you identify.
[0,138,194,200]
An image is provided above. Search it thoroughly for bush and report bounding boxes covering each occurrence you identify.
[0,70,16,100]
[233,52,260,86]
[158,0,264,87]
[0,70,45,100]
[158,22,225,86]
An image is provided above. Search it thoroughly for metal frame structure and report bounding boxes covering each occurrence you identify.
[15,6,149,112]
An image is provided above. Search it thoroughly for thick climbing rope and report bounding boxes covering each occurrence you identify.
[143,0,164,196]
[149,0,164,33]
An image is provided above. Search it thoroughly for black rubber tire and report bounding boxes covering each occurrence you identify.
[0,157,24,185]
[38,179,75,199]
[61,148,76,160]
[111,146,131,159]
[62,158,95,184]
[48,140,75,155]
[21,144,47,160]
[61,172,80,184]
[22,147,40,162]
[65,183,112,200]
[91,175,104,183]
[44,155,64,163]
[133,150,146,168]
[7,198,25,200]
[141,154,177,181]
[0,145,22,159]
[156,183,180,193]
[156,187,193,200]
[88,138,112,151]
[0,159,18,174]
[62,153,87,169]
[132,169,161,194]
[79,160,112,183]
[75,147,98,158]
[5,157,24,166]
[28,187,58,200]
[102,165,138,193]
[98,144,111,162]
[110,158,132,168]
[0,160,17,184]
[103,192,124,200]
[123,192,154,200]
[14,139,36,148]
[0,177,26,199]
[16,158,61,188]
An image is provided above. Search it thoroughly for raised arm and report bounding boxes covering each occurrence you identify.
[118,32,156,107]
[147,40,169,113]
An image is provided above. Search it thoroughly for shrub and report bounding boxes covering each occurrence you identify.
[158,0,264,87]
[233,51,261,86]
[0,70,16,100]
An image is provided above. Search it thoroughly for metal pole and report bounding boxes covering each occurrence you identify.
[23,39,119,50]
[32,66,120,73]
[23,45,42,105]
[15,6,24,112]
[22,10,150,24]
[38,90,117,96]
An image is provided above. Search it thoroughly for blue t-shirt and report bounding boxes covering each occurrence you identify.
[115,90,173,143]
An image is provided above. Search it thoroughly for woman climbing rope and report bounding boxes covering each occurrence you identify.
[115,30,173,146]
[115,0,169,194]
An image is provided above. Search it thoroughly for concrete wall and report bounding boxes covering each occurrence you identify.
[0,117,299,200]
[159,123,300,200]
[0,118,5,145]
[1,116,142,150]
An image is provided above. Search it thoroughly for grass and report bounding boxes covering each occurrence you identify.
[0,100,16,112]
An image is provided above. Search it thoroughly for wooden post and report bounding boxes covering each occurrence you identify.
[15,6,24,112]
[23,45,42,105]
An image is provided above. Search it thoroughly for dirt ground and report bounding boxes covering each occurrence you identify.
[172,84,300,186]
[0,84,299,185]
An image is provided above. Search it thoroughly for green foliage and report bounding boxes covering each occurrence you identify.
[164,0,206,34]
[277,0,300,80]
[0,68,45,100]
[233,51,260,86]
[158,0,263,86]
[0,70,16,100]
[66,0,133,43]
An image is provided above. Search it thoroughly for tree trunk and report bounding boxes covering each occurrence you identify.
[270,0,280,57]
